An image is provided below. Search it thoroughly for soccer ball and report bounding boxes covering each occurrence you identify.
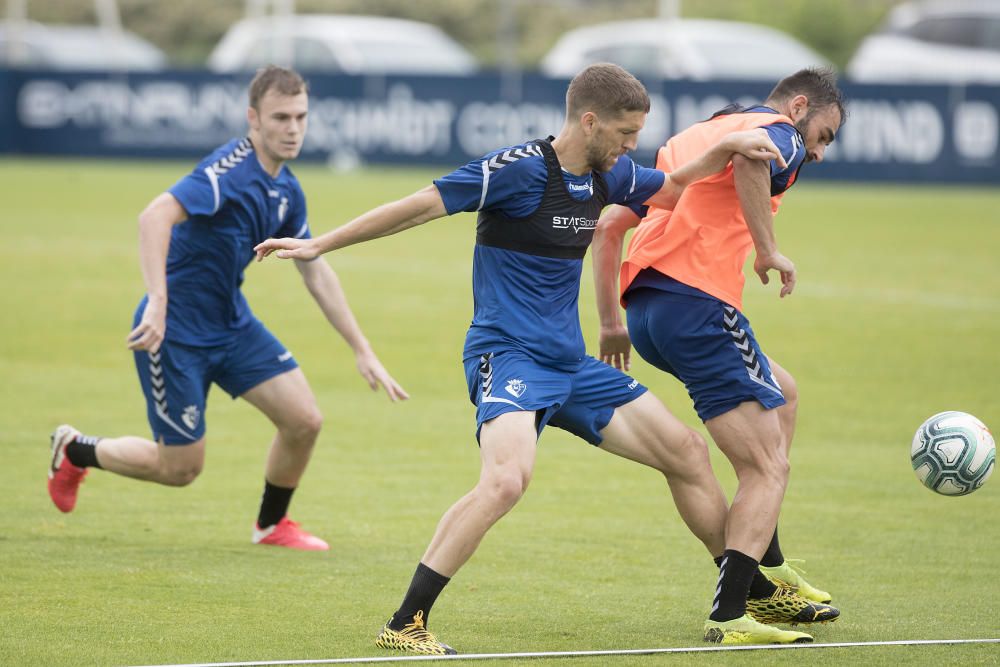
[911,411,995,496]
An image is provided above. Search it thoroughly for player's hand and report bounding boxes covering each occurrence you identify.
[754,251,797,298]
[728,129,787,169]
[127,297,166,353]
[599,324,632,371]
[355,349,410,402]
[254,237,319,261]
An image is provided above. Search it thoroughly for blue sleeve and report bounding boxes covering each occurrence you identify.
[434,148,548,218]
[603,155,666,208]
[168,159,239,219]
[277,183,310,239]
[764,123,806,193]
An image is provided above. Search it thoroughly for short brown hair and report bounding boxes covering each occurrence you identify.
[566,63,650,120]
[767,66,847,124]
[248,66,308,110]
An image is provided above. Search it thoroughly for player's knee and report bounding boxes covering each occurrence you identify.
[743,446,789,486]
[161,462,203,487]
[481,468,529,512]
[655,427,709,477]
[298,406,324,440]
[283,406,323,444]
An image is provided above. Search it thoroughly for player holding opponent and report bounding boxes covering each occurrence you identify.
[592,67,846,643]
[47,66,408,550]
[256,64,831,651]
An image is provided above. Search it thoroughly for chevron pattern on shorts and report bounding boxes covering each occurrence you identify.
[149,350,168,414]
[479,353,495,397]
[723,306,767,382]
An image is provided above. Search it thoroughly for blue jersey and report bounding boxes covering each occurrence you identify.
[745,106,807,194]
[435,140,665,368]
[152,137,310,346]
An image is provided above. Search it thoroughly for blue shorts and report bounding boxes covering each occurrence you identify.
[463,349,647,445]
[133,317,298,445]
[625,287,785,422]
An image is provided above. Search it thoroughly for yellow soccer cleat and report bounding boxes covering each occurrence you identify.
[703,614,813,645]
[747,586,840,625]
[760,559,832,603]
[375,611,457,655]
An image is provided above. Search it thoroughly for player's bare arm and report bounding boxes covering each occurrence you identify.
[732,153,797,297]
[644,129,786,210]
[255,185,448,261]
[592,204,643,371]
[127,192,188,353]
[294,257,409,402]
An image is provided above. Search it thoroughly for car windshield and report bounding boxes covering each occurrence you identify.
[582,44,663,77]
[348,36,474,73]
[688,34,824,79]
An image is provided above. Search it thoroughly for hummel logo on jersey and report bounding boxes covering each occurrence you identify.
[278,350,293,362]
[567,181,593,194]
[181,405,200,430]
[552,216,597,233]
[627,379,639,390]
[505,379,527,398]
[278,196,289,223]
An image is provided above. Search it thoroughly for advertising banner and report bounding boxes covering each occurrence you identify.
[2,69,998,183]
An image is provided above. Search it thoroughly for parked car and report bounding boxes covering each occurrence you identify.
[847,0,1000,84]
[207,14,477,75]
[539,18,830,81]
[0,20,167,70]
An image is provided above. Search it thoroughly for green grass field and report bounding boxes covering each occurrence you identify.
[2,158,998,666]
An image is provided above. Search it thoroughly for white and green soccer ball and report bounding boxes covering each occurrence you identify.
[911,411,995,496]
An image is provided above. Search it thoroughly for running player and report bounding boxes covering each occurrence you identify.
[592,67,847,643]
[255,63,832,651]
[46,65,408,550]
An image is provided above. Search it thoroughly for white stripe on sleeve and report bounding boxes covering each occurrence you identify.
[478,160,490,211]
[203,166,221,214]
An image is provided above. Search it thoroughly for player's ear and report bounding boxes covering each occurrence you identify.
[247,105,260,130]
[789,95,809,122]
[580,111,598,135]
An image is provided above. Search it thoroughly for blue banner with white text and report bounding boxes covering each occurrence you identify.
[2,69,998,183]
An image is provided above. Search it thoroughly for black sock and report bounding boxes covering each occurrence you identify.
[760,529,784,567]
[748,569,779,599]
[709,549,758,622]
[257,481,295,529]
[388,562,451,631]
[715,555,778,601]
[65,435,102,469]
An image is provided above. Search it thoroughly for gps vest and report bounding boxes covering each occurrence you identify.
[621,111,798,311]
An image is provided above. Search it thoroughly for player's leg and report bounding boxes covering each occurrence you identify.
[239,368,326,550]
[219,321,327,551]
[756,357,832,603]
[376,410,538,655]
[47,341,210,512]
[624,289,830,641]
[376,351,565,655]
[597,391,728,556]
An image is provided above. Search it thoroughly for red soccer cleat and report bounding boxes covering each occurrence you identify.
[48,425,88,513]
[252,516,329,551]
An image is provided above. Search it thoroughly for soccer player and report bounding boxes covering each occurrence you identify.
[592,67,847,643]
[255,63,832,651]
[46,66,408,551]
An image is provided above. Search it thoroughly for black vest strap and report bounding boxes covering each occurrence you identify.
[475,138,608,260]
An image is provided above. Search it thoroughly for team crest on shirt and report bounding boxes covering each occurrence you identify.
[278,196,289,223]
[181,405,201,430]
[505,379,527,398]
